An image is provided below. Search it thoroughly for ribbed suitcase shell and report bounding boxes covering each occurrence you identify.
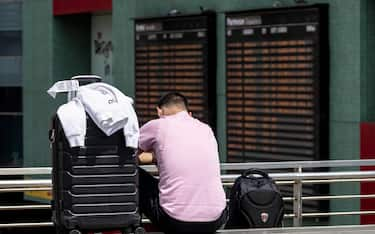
[51,114,141,232]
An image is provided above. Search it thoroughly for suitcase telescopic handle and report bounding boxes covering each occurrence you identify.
[71,75,102,85]
[242,168,270,179]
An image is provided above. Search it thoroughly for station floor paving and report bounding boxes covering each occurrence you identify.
[2,224,375,233]
[217,225,375,234]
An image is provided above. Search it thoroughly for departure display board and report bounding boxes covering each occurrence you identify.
[226,5,329,163]
[135,13,216,127]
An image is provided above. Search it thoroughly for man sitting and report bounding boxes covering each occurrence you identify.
[138,92,227,234]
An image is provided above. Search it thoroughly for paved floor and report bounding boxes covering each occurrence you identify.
[217,225,375,234]
[2,225,375,233]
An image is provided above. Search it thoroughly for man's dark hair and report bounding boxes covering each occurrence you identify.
[157,92,188,110]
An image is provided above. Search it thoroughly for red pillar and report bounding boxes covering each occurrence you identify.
[360,123,375,224]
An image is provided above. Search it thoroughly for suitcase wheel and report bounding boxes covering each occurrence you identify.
[134,227,146,234]
[69,229,82,234]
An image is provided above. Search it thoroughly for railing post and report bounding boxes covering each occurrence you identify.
[293,166,303,227]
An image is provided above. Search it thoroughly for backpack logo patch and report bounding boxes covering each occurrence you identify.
[261,212,269,223]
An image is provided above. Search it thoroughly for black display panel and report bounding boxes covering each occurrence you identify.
[226,5,329,163]
[135,13,216,128]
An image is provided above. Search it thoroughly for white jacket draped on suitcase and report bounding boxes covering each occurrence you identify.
[57,82,139,148]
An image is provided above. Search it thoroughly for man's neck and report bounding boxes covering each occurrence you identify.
[162,108,186,116]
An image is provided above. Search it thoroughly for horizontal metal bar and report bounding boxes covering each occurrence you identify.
[282,171,375,180]
[224,181,295,187]
[302,210,375,217]
[303,194,375,201]
[2,159,375,176]
[226,178,375,185]
[229,197,299,203]
[276,181,296,185]
[123,160,375,173]
[221,171,375,182]
[0,214,296,229]
[0,167,51,176]
[283,197,294,201]
[220,159,375,170]
[0,205,51,211]
[0,187,51,193]
[284,214,296,218]
[5,189,375,203]
[1,171,375,190]
[0,222,53,228]
[0,179,51,189]
[303,178,375,184]
[142,214,296,224]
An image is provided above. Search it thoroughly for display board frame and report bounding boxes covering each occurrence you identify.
[134,12,217,129]
[225,4,329,163]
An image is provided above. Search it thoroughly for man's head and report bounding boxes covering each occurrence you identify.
[157,92,189,117]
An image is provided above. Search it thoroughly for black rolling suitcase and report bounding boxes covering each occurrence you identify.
[49,76,143,234]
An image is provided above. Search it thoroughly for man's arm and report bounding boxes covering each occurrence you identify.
[137,119,159,164]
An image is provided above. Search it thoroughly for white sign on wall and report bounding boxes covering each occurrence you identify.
[91,14,113,83]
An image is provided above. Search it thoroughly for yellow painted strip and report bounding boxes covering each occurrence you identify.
[24,191,52,200]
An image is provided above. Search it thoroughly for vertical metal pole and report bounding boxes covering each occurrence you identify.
[293,166,303,227]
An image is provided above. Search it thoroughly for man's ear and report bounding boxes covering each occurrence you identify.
[189,111,192,116]
[156,107,163,117]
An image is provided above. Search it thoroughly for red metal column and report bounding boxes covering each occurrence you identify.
[360,123,375,224]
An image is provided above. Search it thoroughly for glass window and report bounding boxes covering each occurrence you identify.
[0,1,22,167]
[0,31,21,56]
[0,87,22,167]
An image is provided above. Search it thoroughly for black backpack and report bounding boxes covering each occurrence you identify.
[225,169,284,229]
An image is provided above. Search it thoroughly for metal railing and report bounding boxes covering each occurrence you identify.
[1,159,375,229]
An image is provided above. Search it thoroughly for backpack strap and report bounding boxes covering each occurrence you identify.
[241,168,270,179]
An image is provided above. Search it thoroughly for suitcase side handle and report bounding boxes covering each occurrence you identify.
[48,128,55,149]
[241,168,270,179]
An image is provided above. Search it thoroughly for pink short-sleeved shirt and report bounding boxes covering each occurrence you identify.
[139,111,226,222]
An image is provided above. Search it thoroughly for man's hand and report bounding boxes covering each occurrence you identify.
[138,152,155,165]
